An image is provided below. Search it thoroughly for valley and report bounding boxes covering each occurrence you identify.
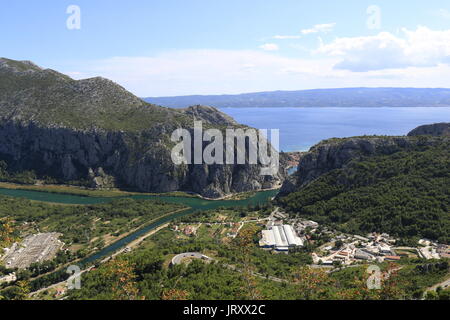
[1,122,449,300]
[0,57,449,302]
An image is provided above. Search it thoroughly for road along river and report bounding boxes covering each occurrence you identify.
[0,187,279,265]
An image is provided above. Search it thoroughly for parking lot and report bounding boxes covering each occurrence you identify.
[2,233,63,269]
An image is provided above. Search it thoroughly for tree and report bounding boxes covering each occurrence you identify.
[334,240,344,249]
[425,290,438,300]
[161,289,189,300]
[336,263,405,300]
[0,218,16,248]
[102,259,143,300]
[6,281,31,300]
[292,266,333,300]
[377,264,405,300]
[232,225,263,300]
[437,288,450,300]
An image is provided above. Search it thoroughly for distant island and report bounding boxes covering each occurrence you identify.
[144,87,450,109]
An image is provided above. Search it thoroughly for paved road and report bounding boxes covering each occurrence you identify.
[427,276,450,292]
[29,266,94,297]
[171,252,212,265]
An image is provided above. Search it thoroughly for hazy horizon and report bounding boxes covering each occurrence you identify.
[4,1,450,96]
[144,86,450,98]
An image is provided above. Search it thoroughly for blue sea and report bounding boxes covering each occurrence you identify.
[221,107,450,152]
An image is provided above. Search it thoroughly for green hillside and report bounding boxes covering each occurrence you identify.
[278,138,450,243]
[0,58,191,131]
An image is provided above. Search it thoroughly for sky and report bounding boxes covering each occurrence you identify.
[2,0,450,96]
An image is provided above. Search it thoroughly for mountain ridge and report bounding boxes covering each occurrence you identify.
[144,87,450,109]
[0,58,284,198]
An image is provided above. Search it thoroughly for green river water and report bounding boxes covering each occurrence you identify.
[0,187,278,266]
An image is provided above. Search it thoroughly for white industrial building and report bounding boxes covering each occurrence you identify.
[259,225,304,252]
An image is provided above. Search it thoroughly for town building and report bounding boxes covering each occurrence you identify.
[354,250,372,261]
[378,244,392,255]
[182,226,196,236]
[259,225,304,252]
[437,245,450,259]
[354,235,369,242]
[384,255,401,261]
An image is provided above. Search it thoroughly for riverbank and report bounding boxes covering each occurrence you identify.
[0,182,156,197]
[29,222,172,299]
[0,181,202,199]
[199,185,282,201]
[98,209,187,249]
[2,206,187,293]
[1,187,279,296]
[0,181,278,202]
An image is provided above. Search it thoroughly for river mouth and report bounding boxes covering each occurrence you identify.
[0,187,279,265]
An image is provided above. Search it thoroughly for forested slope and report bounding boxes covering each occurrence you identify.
[278,132,450,243]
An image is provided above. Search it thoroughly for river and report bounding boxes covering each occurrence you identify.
[0,187,278,265]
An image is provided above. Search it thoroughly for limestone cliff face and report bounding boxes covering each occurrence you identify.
[294,137,413,189]
[278,124,448,196]
[0,58,284,198]
[0,111,282,198]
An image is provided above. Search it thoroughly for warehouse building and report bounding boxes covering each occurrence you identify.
[259,225,304,252]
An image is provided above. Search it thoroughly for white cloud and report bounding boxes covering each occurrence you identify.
[273,35,302,40]
[435,8,450,20]
[259,43,279,51]
[316,26,450,72]
[66,50,340,96]
[301,23,336,35]
[62,46,450,96]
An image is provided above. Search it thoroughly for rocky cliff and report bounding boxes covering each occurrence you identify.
[278,124,449,196]
[0,58,284,198]
[276,128,450,241]
[408,122,450,137]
